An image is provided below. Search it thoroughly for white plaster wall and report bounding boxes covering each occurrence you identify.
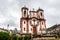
[28,20,33,34]
[37,22,41,34]
[34,12,37,18]
[31,12,34,18]
[41,21,46,33]
[22,20,27,33]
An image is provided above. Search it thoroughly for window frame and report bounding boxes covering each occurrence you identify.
[24,11,26,16]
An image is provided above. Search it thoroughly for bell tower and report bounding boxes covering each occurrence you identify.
[21,6,28,18]
[37,8,46,33]
[37,8,44,19]
[20,6,28,33]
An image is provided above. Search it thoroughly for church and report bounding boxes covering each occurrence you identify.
[20,6,46,35]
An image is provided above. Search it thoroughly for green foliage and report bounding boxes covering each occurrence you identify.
[24,35,31,40]
[24,36,28,40]
[11,34,18,40]
[18,35,31,40]
[0,32,10,40]
[0,32,31,40]
[57,34,60,38]
[27,35,31,40]
[18,36,23,40]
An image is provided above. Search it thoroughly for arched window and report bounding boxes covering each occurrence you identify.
[42,22,43,25]
[24,11,26,16]
[24,21,25,24]
[24,28,25,31]
[41,12,42,16]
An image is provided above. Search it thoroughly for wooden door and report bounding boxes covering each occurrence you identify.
[33,27,37,34]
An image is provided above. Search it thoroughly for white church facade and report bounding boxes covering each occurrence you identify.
[20,6,46,35]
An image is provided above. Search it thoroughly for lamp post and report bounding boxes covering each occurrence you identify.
[7,24,9,30]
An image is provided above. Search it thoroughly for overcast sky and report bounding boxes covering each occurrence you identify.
[0,0,60,30]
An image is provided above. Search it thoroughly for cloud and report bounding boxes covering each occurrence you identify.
[0,0,60,29]
[0,0,20,30]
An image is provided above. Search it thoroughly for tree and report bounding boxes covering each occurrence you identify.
[24,36,28,40]
[57,32,60,38]
[18,36,23,40]
[11,34,18,40]
[0,32,10,40]
[24,35,31,40]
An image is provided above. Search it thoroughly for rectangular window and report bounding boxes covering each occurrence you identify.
[24,11,26,16]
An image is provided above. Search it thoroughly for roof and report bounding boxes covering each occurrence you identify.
[47,24,60,31]
[37,8,44,12]
[21,6,28,10]
[0,28,8,32]
[29,11,36,13]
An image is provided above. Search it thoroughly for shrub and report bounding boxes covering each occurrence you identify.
[24,35,31,40]
[11,34,18,40]
[18,36,23,40]
[0,32,10,40]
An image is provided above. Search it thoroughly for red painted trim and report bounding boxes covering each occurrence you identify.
[40,21,42,34]
[21,8,28,18]
[30,12,31,18]
[44,21,47,33]
[20,19,22,33]
[27,20,28,33]
[36,12,38,18]
[22,10,23,18]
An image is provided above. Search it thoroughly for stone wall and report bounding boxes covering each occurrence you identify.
[32,37,56,40]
